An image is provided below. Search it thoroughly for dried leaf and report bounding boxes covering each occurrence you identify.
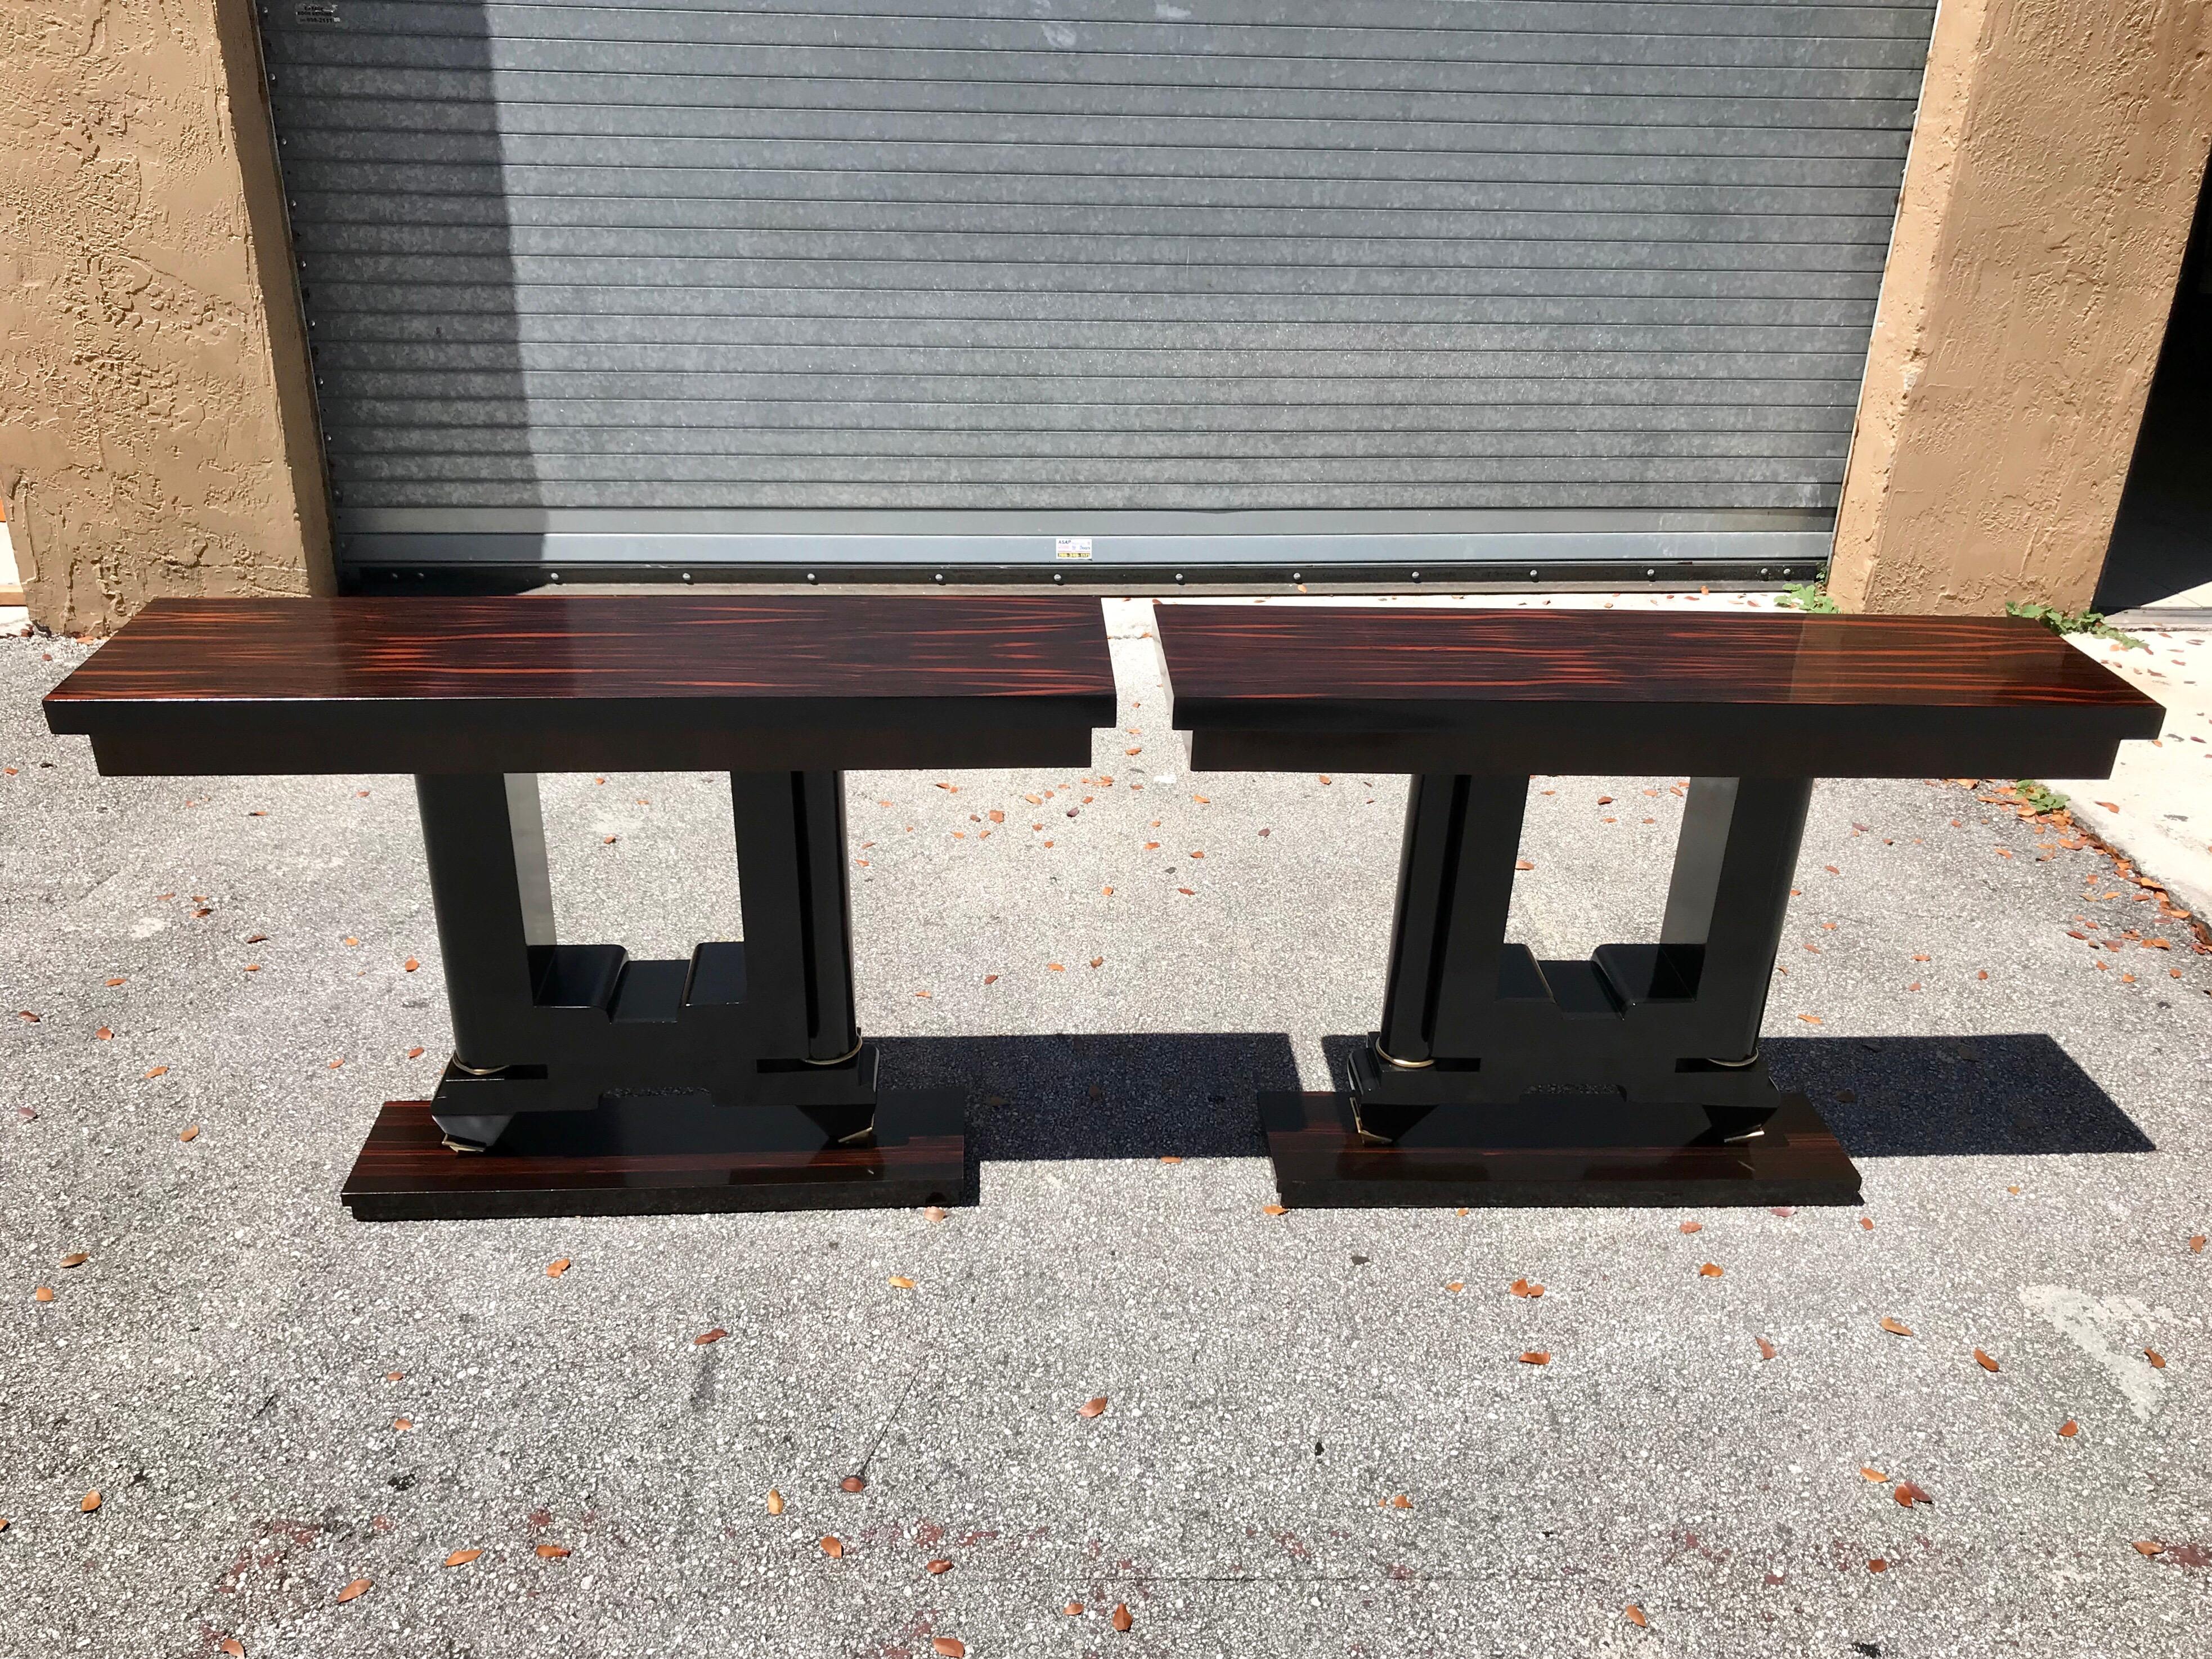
[1973,1348,1999,1373]
[1860,1467,1888,1482]
[766,1489,784,1514]
[1047,962,1064,973]
[2191,1235,2206,1255]
[2144,1348,2166,1369]
[335,1577,371,1602]
[1866,1558,1887,1573]
[1698,1263,1724,1278]
[923,1206,949,1222]
[1509,1276,1545,1298]
[245,932,267,945]
[932,1640,967,1658]
[1159,1154,1183,1165]
[443,1548,483,1567]
[926,1558,952,1575]
[406,1046,425,1059]
[981,974,998,986]
[694,1327,728,1345]
[1089,956,1105,969]
[178,1125,200,1142]
[1177,887,1195,896]
[840,1475,867,1492]
[1445,1281,1465,1294]
[1878,1316,1914,1337]
[1389,1493,1411,1510]
[1514,858,1536,871]
[60,1252,88,1269]
[219,1641,244,1656]
[403,957,419,972]
[1796,1014,1823,1026]
[1678,1221,1702,1234]
[2058,1419,2079,1438]
[889,1275,916,1289]
[1111,1603,1133,1632]
[1859,1217,1874,1231]
[1261,1203,1287,1216]
[144,1066,168,1079]
[95,1027,112,1040]
[2132,1540,2165,1557]
[105,977,125,988]
[1624,1604,1648,1627]
[79,1490,101,1512]
[1518,1351,1551,1365]
[33,1287,53,1303]
[544,1257,572,1279]
[535,1543,571,1559]
[820,1536,843,1559]
[393,1418,413,1432]
[1062,1602,1084,1616]
[1895,1480,1932,1508]
[1078,1396,1110,1418]
[1756,1337,1778,1360]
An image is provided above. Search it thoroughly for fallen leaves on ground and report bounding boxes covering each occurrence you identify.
[392,1417,413,1432]
[1756,1337,1778,1360]
[766,1489,784,1515]
[2133,1540,2165,1557]
[80,1490,100,1512]
[406,1046,425,1059]
[32,1287,53,1303]
[1859,1217,1874,1231]
[1446,1281,1465,1294]
[1262,1203,1287,1216]
[1678,1221,1702,1234]
[546,1258,570,1279]
[926,1558,952,1575]
[820,1536,843,1559]
[2058,1419,2079,1438]
[1879,1316,1914,1337]
[2144,1348,2167,1369]
[143,1066,168,1079]
[1518,1351,1551,1366]
[923,1206,948,1222]
[1509,1276,1544,1298]
[94,1027,112,1041]
[1698,1263,1725,1278]
[889,1275,916,1290]
[1389,1493,1411,1510]
[932,1640,967,1658]
[219,1642,244,1656]
[1866,1558,1887,1573]
[1063,1602,1084,1616]
[1895,1481,1933,1508]
[335,1577,371,1602]
[403,957,419,972]
[840,1476,866,1492]
[694,1327,727,1346]
[1973,1348,2000,1372]
[535,1543,571,1559]
[1860,1466,1887,1482]
[1112,1604,1134,1632]
[443,1548,482,1567]
[179,1126,200,1142]
[59,1252,87,1269]
[1796,1014,1822,1026]
[1624,1604,1648,1627]
[1078,1396,1110,1418]
[1159,1154,1182,1165]
[2191,1235,2206,1254]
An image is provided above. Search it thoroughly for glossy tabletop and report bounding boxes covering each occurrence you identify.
[1159,605,2163,777]
[45,595,1118,775]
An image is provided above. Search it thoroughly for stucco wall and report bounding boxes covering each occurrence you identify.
[1831,0,2212,614]
[0,0,330,636]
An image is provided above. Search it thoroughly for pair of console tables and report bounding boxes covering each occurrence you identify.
[43,596,2157,1220]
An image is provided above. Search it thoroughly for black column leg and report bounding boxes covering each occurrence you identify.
[1657,777,1814,1064]
[415,773,555,1145]
[1375,775,1528,1067]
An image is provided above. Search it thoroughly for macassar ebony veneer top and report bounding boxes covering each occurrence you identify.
[1158,606,2162,777]
[45,596,1118,775]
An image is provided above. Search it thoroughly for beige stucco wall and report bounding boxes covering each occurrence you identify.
[1831,0,2212,614]
[1,0,330,636]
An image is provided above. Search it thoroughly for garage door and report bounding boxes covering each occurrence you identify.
[258,0,1936,581]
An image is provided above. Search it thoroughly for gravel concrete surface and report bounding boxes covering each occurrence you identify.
[3,600,2209,1659]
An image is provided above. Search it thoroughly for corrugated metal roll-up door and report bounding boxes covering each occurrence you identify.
[257,0,1937,581]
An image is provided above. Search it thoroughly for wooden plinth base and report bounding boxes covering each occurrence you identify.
[342,1090,967,1221]
[1260,1091,1860,1209]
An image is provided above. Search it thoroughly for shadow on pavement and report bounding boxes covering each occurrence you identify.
[873,1032,1296,1163]
[1767,1033,2155,1158]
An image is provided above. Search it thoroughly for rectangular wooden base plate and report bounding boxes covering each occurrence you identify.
[1260,1090,1861,1208]
[341,1090,967,1221]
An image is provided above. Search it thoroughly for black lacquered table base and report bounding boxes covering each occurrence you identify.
[1260,1090,1860,1209]
[341,1090,967,1221]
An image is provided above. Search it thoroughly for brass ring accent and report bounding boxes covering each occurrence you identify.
[448,1058,510,1078]
[1705,1044,1762,1070]
[1372,1038,1434,1071]
[804,1035,865,1067]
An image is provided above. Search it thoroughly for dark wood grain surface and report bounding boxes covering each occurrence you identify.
[45,595,1116,775]
[1160,606,2164,777]
[341,1092,967,1220]
[1262,1090,1861,1208]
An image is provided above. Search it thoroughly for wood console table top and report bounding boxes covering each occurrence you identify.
[1158,605,2162,776]
[44,595,1118,775]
